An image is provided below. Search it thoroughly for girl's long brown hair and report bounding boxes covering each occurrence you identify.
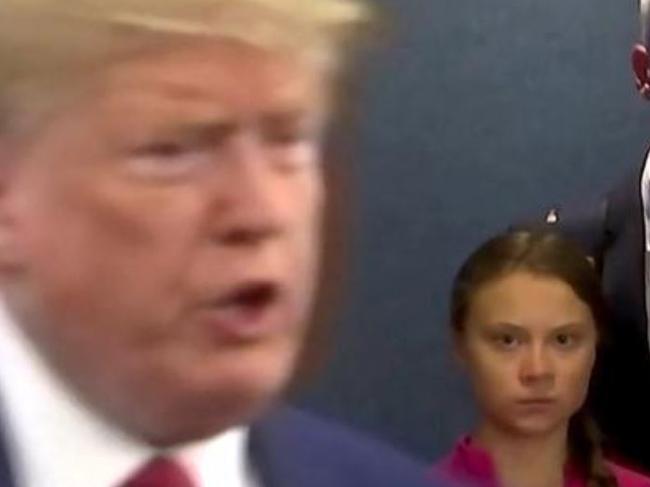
[450,230,615,487]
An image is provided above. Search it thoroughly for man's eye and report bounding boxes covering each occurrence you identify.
[267,129,310,145]
[134,141,194,158]
[126,139,211,180]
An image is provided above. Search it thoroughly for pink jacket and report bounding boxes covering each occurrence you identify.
[431,437,650,487]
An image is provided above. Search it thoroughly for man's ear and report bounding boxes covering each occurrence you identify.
[632,43,650,99]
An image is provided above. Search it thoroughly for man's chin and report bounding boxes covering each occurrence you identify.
[128,357,297,447]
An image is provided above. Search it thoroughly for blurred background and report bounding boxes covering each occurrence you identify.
[298,0,650,462]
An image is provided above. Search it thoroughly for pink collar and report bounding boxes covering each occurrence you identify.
[435,436,584,487]
[445,436,499,487]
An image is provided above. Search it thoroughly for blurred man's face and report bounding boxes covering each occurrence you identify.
[0,38,327,445]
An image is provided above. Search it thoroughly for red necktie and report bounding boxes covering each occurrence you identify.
[120,456,195,487]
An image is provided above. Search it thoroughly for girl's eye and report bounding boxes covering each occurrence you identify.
[555,333,578,348]
[493,333,520,349]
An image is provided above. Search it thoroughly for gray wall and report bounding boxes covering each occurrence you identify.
[299,0,650,462]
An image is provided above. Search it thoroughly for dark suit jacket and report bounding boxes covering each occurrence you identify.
[251,406,446,487]
[517,159,650,472]
[0,405,445,487]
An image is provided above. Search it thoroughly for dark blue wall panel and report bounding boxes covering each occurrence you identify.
[299,0,650,462]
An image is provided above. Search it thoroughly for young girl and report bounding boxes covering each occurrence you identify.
[432,231,650,487]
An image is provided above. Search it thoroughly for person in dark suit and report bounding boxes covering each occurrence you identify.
[0,1,444,486]
[515,0,650,472]
[519,164,650,473]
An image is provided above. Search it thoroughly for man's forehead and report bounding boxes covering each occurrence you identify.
[108,41,314,85]
[94,42,326,113]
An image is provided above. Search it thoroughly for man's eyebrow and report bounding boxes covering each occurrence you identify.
[153,120,239,142]
[259,109,327,135]
[171,109,322,134]
[260,107,318,122]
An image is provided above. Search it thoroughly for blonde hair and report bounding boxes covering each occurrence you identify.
[0,0,372,134]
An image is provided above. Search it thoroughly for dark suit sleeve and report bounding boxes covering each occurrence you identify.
[250,406,450,487]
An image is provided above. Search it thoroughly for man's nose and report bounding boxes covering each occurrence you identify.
[208,136,285,247]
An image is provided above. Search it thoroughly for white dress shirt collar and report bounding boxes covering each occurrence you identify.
[639,151,650,349]
[0,300,255,487]
[641,150,650,252]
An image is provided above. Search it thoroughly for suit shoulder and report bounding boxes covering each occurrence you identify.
[252,406,422,467]
[250,406,444,486]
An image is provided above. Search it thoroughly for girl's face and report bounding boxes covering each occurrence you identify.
[458,271,597,437]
